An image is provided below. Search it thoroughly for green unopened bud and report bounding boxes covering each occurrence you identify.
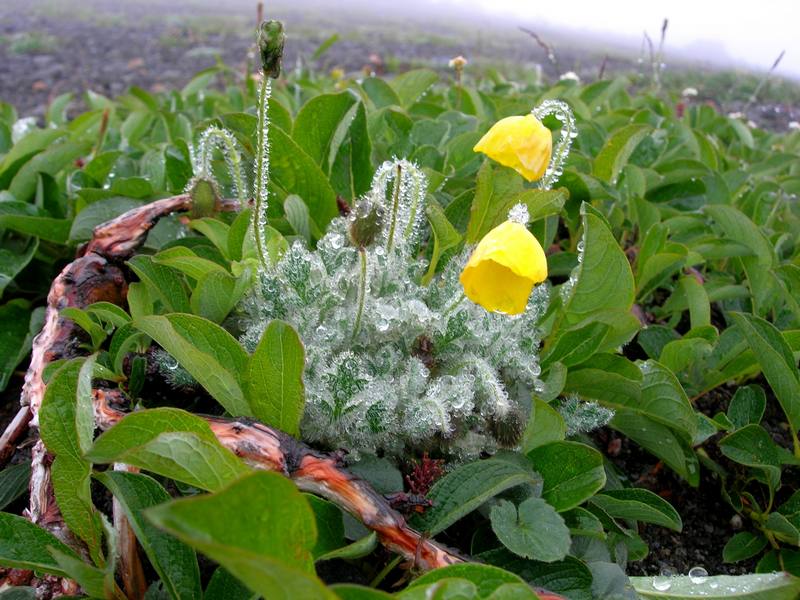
[490,406,525,448]
[349,199,384,248]
[257,20,286,78]
[189,177,220,218]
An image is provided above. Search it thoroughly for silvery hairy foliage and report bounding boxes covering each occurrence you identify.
[238,159,550,459]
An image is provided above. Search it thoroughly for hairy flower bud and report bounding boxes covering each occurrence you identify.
[257,20,285,78]
[349,199,384,248]
[188,177,220,218]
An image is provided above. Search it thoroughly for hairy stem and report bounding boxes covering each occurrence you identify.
[352,248,368,341]
[253,76,272,274]
[384,163,403,252]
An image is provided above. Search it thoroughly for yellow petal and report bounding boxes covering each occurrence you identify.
[459,220,548,315]
[473,114,553,182]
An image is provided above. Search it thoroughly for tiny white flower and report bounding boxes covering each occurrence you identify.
[727,111,744,120]
[559,71,580,82]
[681,87,698,97]
[788,121,800,130]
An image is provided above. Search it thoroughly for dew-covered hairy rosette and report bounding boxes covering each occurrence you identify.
[218,85,579,460]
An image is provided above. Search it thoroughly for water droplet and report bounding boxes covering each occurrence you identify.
[653,566,676,591]
[689,567,708,584]
[329,233,344,249]
[652,576,672,591]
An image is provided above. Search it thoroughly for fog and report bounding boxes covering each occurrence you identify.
[465,0,798,77]
[264,0,798,78]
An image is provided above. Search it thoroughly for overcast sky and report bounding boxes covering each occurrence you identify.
[461,0,798,77]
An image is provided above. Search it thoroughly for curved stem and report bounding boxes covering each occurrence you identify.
[531,99,576,191]
[352,248,368,341]
[253,76,272,273]
[197,127,248,205]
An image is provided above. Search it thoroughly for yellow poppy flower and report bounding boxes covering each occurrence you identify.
[473,114,553,182]
[459,220,548,315]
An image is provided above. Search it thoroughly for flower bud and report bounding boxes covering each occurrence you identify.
[349,199,384,248]
[188,177,220,218]
[257,20,285,78]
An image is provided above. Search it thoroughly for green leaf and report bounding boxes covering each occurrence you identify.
[541,322,610,369]
[522,398,566,452]
[270,126,339,235]
[465,163,522,244]
[720,424,781,486]
[0,587,36,599]
[723,532,768,563]
[0,301,42,391]
[152,247,228,281]
[423,200,462,284]
[306,495,344,559]
[87,408,250,491]
[391,69,438,107]
[134,314,250,417]
[39,357,104,560]
[48,547,110,598]
[9,139,91,202]
[317,532,377,562]
[0,462,31,510]
[630,572,800,599]
[127,255,190,313]
[729,313,800,435]
[332,584,394,600]
[562,204,636,326]
[0,512,80,577]
[95,471,202,600]
[405,563,526,597]
[490,497,570,562]
[479,550,593,600]
[589,488,682,531]
[146,472,334,600]
[293,92,357,167]
[412,458,541,536]
[705,206,775,315]
[205,567,258,600]
[600,360,696,441]
[727,385,766,429]
[362,77,402,109]
[189,218,231,260]
[610,410,699,485]
[190,270,248,324]
[0,202,71,244]
[593,124,651,184]
[0,237,37,300]
[397,579,478,600]
[284,194,313,241]
[765,512,800,545]
[527,441,606,512]
[245,320,306,436]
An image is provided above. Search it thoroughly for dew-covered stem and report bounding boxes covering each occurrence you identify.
[531,99,576,191]
[253,76,272,273]
[352,248,368,341]
[196,126,248,204]
[384,163,403,252]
